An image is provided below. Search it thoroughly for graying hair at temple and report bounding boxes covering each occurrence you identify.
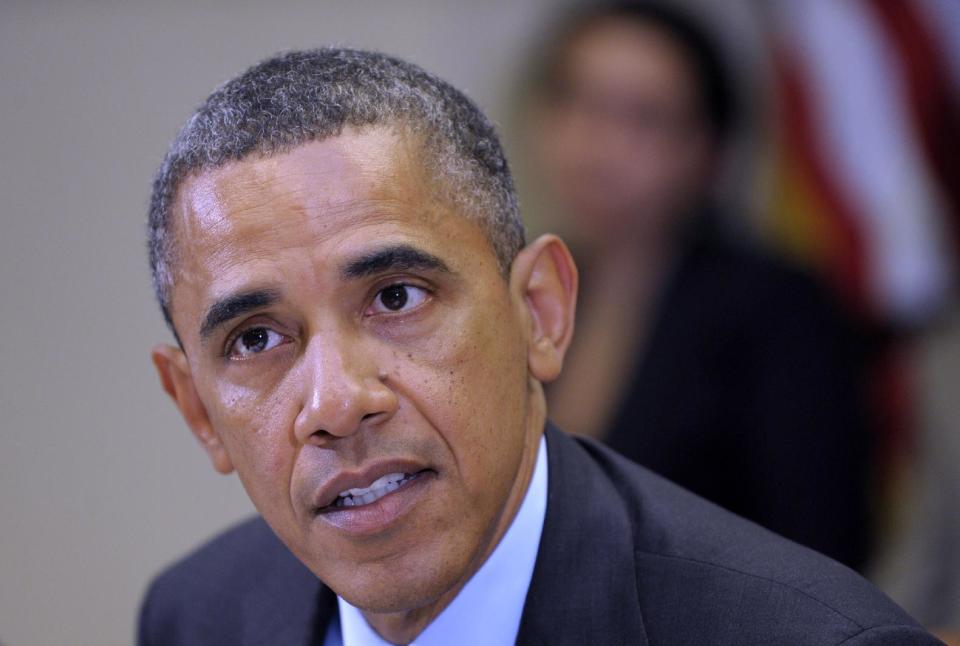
[147,47,525,335]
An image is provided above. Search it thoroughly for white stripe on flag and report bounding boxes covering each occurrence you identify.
[773,0,953,322]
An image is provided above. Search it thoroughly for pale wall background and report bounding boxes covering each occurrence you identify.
[0,2,760,645]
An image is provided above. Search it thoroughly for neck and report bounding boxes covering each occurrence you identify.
[544,226,678,439]
[585,227,677,306]
[359,392,547,644]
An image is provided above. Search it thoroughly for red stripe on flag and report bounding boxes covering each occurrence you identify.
[866,0,960,258]
[774,49,872,318]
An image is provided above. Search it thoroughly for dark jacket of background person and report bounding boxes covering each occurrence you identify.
[524,1,873,572]
[139,426,935,645]
[599,219,872,571]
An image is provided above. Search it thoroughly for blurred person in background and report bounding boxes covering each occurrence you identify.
[522,1,873,571]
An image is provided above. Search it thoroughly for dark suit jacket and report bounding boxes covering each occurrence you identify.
[602,229,872,570]
[139,426,939,645]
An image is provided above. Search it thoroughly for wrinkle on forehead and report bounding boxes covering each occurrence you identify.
[172,127,443,268]
[176,127,409,241]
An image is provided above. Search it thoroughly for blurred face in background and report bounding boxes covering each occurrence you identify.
[531,17,717,249]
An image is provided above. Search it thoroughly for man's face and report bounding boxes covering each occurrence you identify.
[161,128,545,613]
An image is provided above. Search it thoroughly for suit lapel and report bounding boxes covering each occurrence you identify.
[236,532,337,646]
[516,425,650,645]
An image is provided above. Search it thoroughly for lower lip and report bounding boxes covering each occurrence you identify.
[315,470,434,536]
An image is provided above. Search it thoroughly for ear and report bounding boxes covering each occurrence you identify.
[151,344,234,475]
[510,234,578,384]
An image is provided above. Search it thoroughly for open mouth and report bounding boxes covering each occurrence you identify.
[326,470,428,510]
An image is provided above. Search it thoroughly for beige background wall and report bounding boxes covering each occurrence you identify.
[0,2,759,644]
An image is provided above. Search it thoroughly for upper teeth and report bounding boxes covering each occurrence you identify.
[335,472,411,507]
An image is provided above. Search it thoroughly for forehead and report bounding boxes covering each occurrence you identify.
[168,128,496,324]
[175,127,433,247]
[562,19,699,97]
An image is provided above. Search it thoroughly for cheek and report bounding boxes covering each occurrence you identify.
[394,295,530,486]
[206,380,299,507]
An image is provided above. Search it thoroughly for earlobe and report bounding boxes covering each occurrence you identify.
[151,344,235,475]
[510,234,578,384]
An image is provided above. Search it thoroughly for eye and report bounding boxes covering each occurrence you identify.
[228,326,286,358]
[369,284,429,315]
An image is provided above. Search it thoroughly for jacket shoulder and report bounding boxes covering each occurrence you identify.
[138,516,325,645]
[564,432,940,645]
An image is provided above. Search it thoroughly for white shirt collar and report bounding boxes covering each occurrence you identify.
[328,435,548,646]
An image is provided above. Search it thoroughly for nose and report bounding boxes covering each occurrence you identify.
[292,331,398,444]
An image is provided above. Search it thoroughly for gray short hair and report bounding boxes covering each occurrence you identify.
[148,48,524,335]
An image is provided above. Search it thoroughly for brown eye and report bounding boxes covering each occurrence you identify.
[230,327,284,358]
[380,285,408,310]
[370,284,428,314]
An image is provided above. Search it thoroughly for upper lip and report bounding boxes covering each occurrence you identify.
[312,459,432,511]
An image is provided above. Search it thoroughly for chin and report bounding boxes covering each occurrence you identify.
[335,562,464,615]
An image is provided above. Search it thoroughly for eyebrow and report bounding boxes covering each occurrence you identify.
[340,244,452,280]
[199,289,281,340]
[197,245,450,341]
